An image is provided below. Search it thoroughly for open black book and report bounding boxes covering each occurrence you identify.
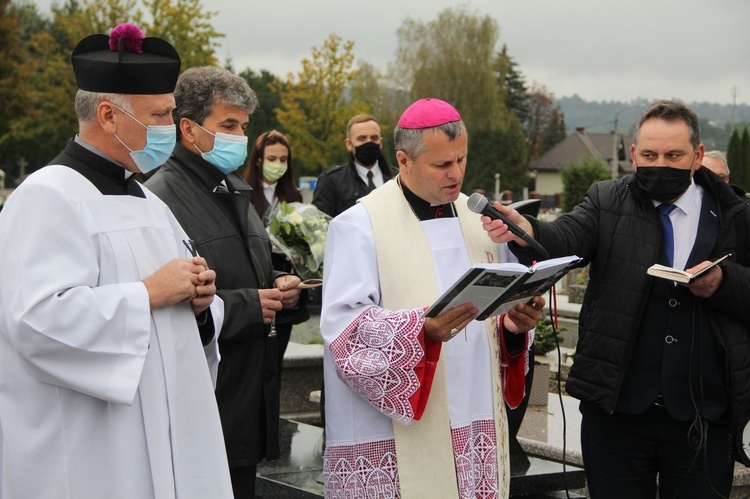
[423,255,582,321]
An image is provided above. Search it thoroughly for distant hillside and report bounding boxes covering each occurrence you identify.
[557,95,750,151]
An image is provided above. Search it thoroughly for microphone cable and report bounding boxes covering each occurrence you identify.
[547,285,572,499]
[670,299,728,499]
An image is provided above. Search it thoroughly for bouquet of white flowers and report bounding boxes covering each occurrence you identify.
[267,201,331,280]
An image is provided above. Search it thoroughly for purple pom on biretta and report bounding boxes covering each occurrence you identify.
[109,23,144,53]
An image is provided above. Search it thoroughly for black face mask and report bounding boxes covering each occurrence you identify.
[353,141,381,167]
[634,166,692,203]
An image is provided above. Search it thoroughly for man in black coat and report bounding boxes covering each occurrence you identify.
[146,66,302,498]
[483,100,750,498]
[312,114,397,218]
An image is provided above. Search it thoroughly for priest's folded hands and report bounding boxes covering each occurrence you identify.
[143,255,217,315]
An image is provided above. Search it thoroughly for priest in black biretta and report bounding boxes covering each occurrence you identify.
[0,23,235,498]
[62,23,181,178]
[72,23,180,95]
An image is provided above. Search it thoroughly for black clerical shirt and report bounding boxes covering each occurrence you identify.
[399,180,456,221]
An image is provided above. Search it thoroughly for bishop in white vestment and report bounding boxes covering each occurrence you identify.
[320,99,543,498]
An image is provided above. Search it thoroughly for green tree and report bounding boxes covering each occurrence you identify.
[144,0,223,69]
[0,3,77,179]
[0,0,27,144]
[727,129,742,187]
[55,0,142,45]
[740,127,750,192]
[541,107,567,155]
[495,44,528,124]
[51,0,223,70]
[561,155,610,213]
[465,121,527,195]
[0,0,136,177]
[239,68,282,143]
[392,6,533,195]
[0,0,225,177]
[394,6,509,131]
[274,34,371,176]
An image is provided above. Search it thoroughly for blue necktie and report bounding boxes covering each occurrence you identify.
[657,204,677,266]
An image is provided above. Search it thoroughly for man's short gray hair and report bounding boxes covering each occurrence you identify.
[394,120,466,160]
[173,66,257,138]
[704,150,730,176]
[75,91,133,123]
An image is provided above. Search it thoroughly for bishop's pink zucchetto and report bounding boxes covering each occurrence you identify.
[396,98,461,129]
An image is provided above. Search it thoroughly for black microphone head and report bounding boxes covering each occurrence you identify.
[467,192,489,214]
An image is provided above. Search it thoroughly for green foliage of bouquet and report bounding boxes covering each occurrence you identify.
[267,202,331,280]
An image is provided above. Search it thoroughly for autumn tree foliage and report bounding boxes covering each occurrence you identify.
[392,6,529,194]
[274,34,372,176]
[394,6,508,131]
[0,0,224,179]
[3,1,568,194]
[524,83,567,163]
[144,0,223,69]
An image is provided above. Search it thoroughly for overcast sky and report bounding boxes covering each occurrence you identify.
[36,0,750,105]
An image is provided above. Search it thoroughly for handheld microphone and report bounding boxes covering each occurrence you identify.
[467,193,550,260]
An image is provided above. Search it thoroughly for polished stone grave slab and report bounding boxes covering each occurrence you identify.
[256,418,585,498]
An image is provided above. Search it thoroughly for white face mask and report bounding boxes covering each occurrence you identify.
[262,161,288,183]
[192,121,248,174]
[112,104,176,173]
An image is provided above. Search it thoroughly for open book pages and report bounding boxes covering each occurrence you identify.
[646,253,731,284]
[423,255,582,321]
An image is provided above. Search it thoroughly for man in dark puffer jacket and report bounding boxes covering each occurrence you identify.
[483,100,750,498]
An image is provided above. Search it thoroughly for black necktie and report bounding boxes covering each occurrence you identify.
[366,170,376,192]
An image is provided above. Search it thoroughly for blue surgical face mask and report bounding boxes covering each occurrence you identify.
[112,104,176,173]
[192,121,248,174]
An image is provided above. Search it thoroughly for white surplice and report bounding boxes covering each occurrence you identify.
[321,198,520,498]
[0,165,233,499]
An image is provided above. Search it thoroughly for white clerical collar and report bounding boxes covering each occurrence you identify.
[74,135,133,179]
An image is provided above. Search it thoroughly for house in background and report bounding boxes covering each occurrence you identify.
[529,127,633,205]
